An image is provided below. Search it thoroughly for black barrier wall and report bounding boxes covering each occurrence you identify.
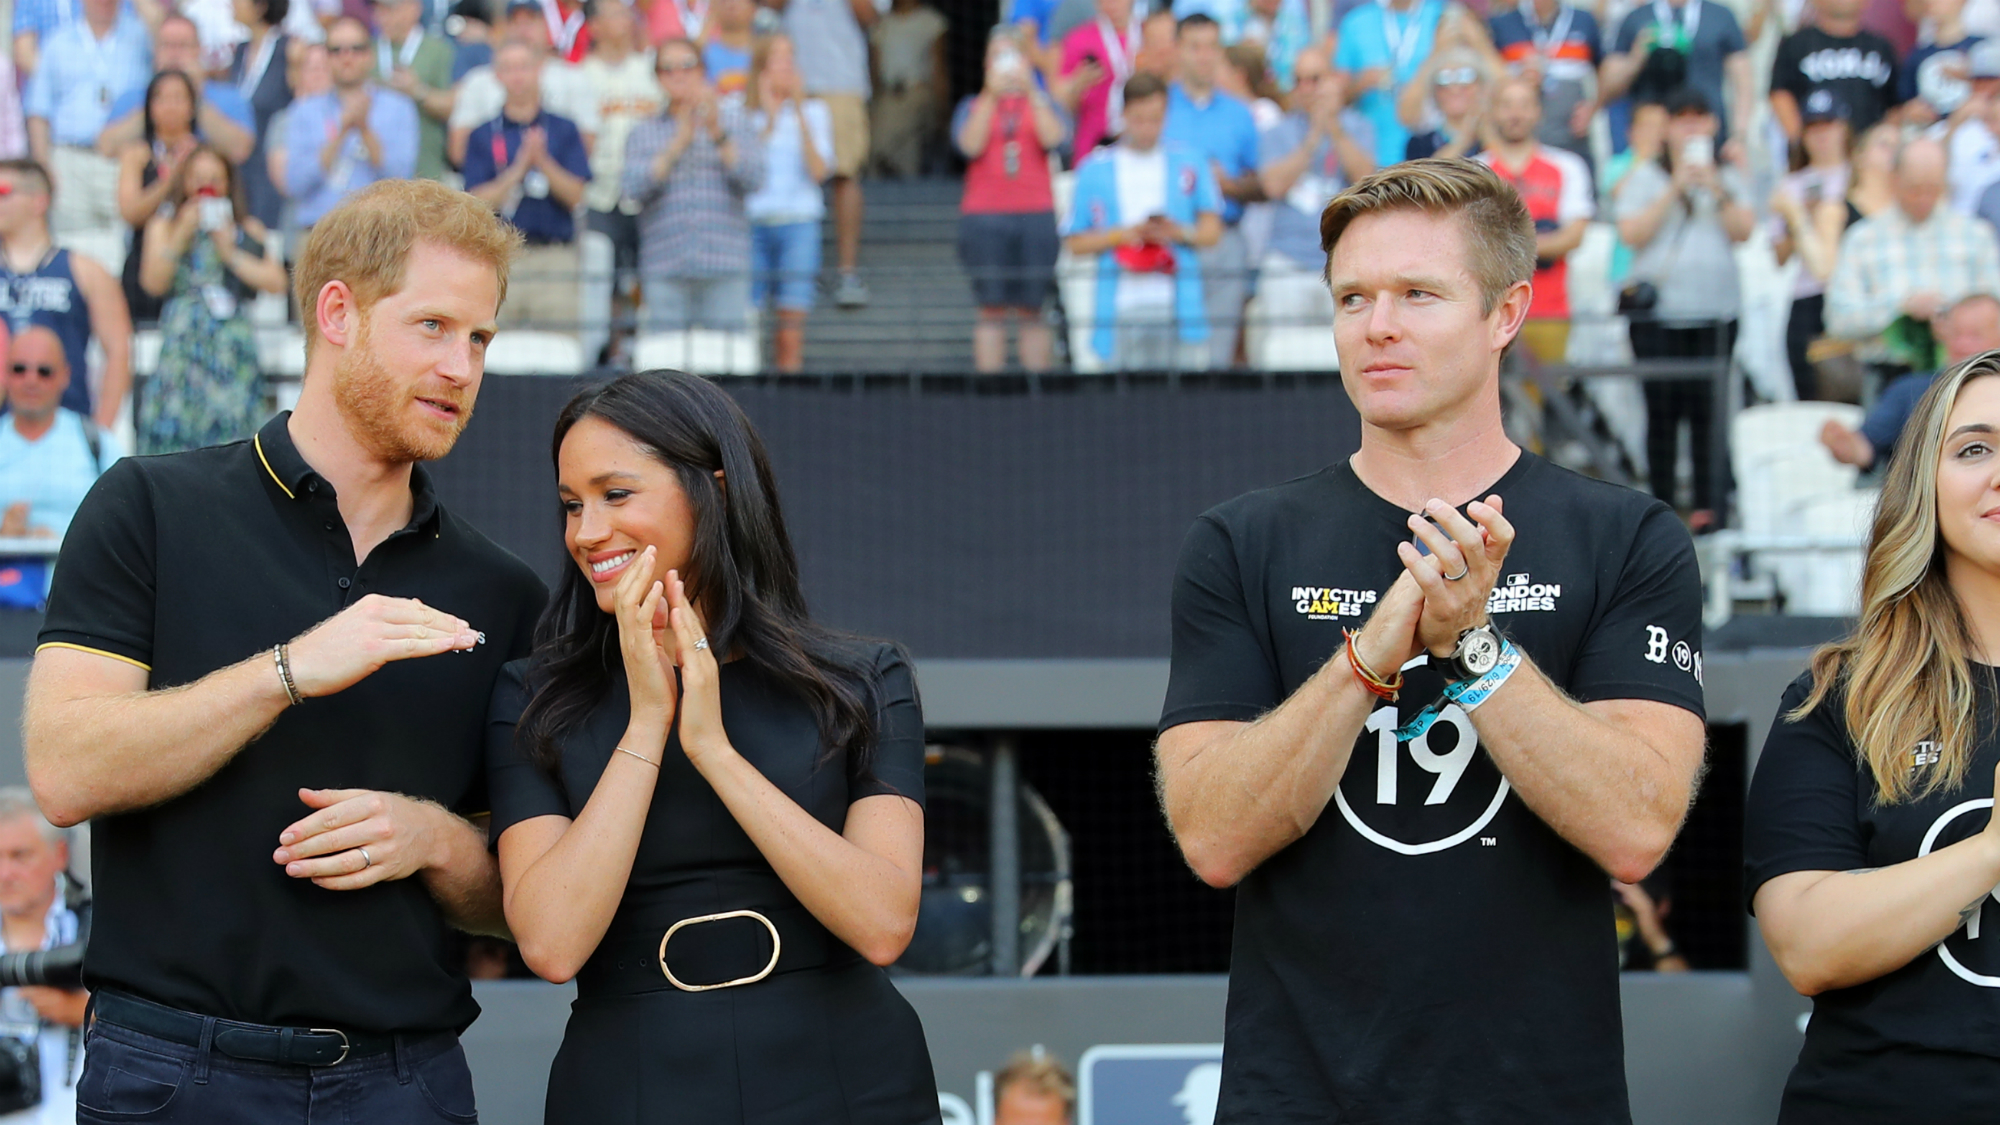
[427,379,1366,658]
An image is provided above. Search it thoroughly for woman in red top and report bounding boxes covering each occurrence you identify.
[954,27,1068,373]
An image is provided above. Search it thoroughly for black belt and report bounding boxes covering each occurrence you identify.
[93,991,401,1067]
[576,902,857,997]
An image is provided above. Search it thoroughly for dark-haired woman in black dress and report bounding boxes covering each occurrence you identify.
[486,370,940,1124]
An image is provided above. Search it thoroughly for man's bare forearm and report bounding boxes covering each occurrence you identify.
[1471,656,1705,882]
[25,650,291,826]
[420,808,508,937]
[1158,657,1384,887]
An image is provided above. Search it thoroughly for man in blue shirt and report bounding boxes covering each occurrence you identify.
[462,40,592,331]
[0,325,116,545]
[95,15,257,164]
[1821,293,2000,471]
[21,0,150,236]
[284,17,421,230]
[12,0,158,81]
[1165,13,1260,369]
[1336,0,1445,166]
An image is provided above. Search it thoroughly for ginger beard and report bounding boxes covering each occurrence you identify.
[331,311,475,463]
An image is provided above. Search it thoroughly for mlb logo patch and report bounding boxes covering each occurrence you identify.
[1080,1044,1224,1125]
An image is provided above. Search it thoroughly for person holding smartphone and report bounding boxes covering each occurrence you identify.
[134,143,289,455]
[1613,84,1754,531]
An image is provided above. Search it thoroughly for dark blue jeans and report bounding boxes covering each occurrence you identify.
[75,1016,477,1124]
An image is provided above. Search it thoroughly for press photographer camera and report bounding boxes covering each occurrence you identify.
[0,790,92,1121]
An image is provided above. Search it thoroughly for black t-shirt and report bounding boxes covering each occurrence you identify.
[39,413,547,1033]
[486,642,925,954]
[1159,452,1705,1124]
[1746,671,2000,1124]
[1771,27,1903,134]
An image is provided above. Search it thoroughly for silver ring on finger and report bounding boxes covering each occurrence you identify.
[1443,563,1470,582]
[694,637,710,652]
[358,847,374,869]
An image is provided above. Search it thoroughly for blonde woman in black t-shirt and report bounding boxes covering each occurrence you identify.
[1749,350,2000,1124]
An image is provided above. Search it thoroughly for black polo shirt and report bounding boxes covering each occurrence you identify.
[38,412,546,1034]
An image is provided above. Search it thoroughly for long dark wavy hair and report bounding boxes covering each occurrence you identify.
[143,70,201,146]
[515,371,884,780]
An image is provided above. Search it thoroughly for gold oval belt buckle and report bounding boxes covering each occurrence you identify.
[658,909,782,992]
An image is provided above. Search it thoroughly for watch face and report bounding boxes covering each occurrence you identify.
[1462,630,1500,676]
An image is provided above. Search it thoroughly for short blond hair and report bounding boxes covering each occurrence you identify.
[1318,158,1535,315]
[293,179,522,358]
[994,1052,1075,1112]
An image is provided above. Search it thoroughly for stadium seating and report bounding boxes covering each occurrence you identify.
[1718,401,1874,618]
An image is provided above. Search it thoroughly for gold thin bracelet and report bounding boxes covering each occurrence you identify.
[615,745,660,768]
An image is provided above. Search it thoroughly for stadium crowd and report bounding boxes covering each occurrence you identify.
[1,0,2000,518]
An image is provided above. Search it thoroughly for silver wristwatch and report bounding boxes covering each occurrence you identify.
[1437,624,1502,684]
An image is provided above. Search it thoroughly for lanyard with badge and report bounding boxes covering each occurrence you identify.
[377,26,423,78]
[493,124,550,220]
[1096,16,1137,134]
[238,29,280,100]
[1651,0,1699,54]
[1520,0,1575,85]
[1378,0,1430,77]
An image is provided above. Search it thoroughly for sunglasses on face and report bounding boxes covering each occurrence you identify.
[328,42,369,54]
[8,363,59,379]
[1434,67,1480,87]
[657,58,701,73]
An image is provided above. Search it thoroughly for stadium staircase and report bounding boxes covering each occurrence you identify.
[812,177,979,372]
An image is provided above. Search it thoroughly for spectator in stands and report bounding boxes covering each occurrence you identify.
[1772,90,1856,400]
[869,0,950,179]
[1241,0,1313,90]
[992,1050,1076,1125]
[266,42,333,215]
[1614,872,1690,971]
[1477,74,1592,364]
[21,0,151,238]
[1223,42,1285,130]
[1770,0,1902,145]
[1338,0,1476,168]
[1398,47,1489,159]
[113,72,203,326]
[0,58,27,162]
[1949,48,2000,215]
[749,35,837,372]
[1850,117,1898,220]
[448,0,496,80]
[1902,0,1982,128]
[1828,137,2000,375]
[1253,48,1373,350]
[704,0,758,100]
[580,1,664,332]
[1822,292,2000,468]
[134,144,285,455]
[956,26,1067,374]
[625,37,765,332]
[1600,0,1752,148]
[1488,0,1601,167]
[1060,0,1142,163]
[463,40,593,330]
[373,0,458,181]
[0,789,88,1121]
[1168,14,1261,370]
[228,0,297,229]
[1064,74,1223,370]
[96,14,256,166]
[0,326,118,547]
[450,0,602,166]
[283,17,421,230]
[1601,96,1667,287]
[0,160,133,429]
[1137,9,1181,80]
[1616,85,1754,526]
[15,0,163,80]
[776,0,877,309]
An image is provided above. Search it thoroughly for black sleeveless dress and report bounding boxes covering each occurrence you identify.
[485,643,942,1125]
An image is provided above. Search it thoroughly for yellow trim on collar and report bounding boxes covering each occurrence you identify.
[34,642,152,672]
[254,434,296,500]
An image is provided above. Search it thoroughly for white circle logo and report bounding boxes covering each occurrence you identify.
[1672,641,1692,672]
[1918,798,2000,987]
[1335,702,1511,855]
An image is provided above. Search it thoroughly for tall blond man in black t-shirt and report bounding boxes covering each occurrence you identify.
[1156,158,1710,1122]
[20,179,545,1123]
